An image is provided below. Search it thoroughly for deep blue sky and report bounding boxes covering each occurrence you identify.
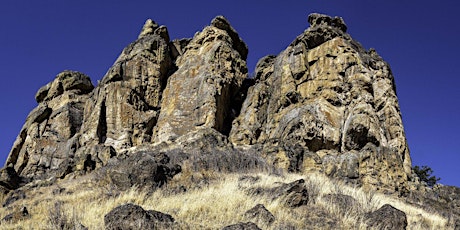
[1,1,459,187]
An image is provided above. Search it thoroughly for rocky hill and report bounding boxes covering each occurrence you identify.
[1,13,459,229]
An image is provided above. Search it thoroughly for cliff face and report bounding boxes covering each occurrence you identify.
[4,14,411,193]
[230,14,411,192]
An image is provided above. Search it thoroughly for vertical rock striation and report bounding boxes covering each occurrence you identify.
[6,71,94,180]
[153,16,248,142]
[230,13,411,193]
[77,19,173,154]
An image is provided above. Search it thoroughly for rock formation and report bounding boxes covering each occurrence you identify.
[230,13,411,193]
[5,71,94,181]
[153,16,248,142]
[3,14,412,195]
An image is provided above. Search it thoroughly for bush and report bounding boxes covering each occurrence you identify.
[413,165,440,187]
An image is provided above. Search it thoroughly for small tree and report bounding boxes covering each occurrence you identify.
[413,165,440,187]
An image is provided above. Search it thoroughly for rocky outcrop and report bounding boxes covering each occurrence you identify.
[229,13,411,193]
[4,14,411,195]
[5,71,94,181]
[77,19,173,158]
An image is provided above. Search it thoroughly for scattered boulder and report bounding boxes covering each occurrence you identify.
[272,179,309,207]
[222,222,261,230]
[248,179,309,208]
[104,203,174,230]
[365,204,407,230]
[244,204,275,225]
[100,151,181,191]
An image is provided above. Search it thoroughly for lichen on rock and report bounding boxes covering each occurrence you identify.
[229,13,411,193]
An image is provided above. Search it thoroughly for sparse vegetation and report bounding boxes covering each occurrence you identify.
[413,165,441,187]
[0,170,450,229]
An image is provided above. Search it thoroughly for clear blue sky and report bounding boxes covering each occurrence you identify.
[1,1,459,186]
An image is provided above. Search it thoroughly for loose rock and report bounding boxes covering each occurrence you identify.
[365,204,407,230]
[104,203,174,230]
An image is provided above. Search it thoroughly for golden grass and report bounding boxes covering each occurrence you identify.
[0,171,451,229]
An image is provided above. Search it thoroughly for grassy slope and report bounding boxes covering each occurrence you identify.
[0,169,450,230]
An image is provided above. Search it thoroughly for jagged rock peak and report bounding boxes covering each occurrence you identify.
[230,13,411,193]
[35,70,94,103]
[152,15,248,143]
[211,15,248,60]
[308,13,347,32]
[138,19,159,39]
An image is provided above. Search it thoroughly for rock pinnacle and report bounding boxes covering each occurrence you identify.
[138,19,159,39]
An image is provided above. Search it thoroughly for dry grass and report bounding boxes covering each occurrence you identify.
[0,171,451,229]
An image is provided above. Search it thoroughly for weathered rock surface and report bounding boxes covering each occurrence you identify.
[365,204,407,230]
[6,71,94,181]
[153,16,248,142]
[244,204,275,225]
[78,18,173,156]
[248,179,309,207]
[104,203,175,230]
[97,151,181,191]
[0,167,21,193]
[230,13,411,193]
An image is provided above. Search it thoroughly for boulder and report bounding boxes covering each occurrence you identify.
[248,179,309,208]
[365,204,407,230]
[99,151,181,191]
[104,203,174,230]
[244,204,275,225]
